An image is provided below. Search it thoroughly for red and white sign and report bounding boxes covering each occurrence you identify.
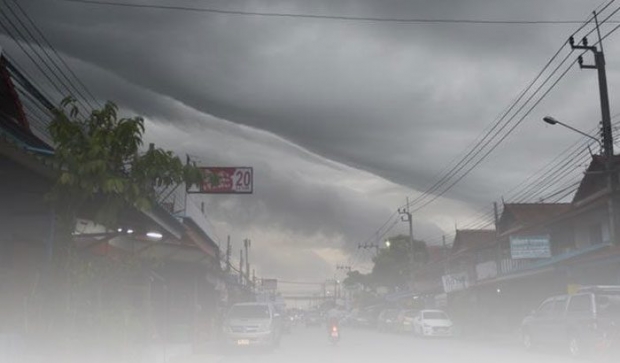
[188,167,253,194]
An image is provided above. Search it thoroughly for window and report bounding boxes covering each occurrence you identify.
[568,294,593,314]
[423,311,449,320]
[596,295,620,317]
[228,305,270,319]
[537,300,555,316]
[553,296,568,316]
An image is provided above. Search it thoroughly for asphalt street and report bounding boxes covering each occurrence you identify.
[174,326,579,363]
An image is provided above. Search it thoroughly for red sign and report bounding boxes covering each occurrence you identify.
[188,167,253,194]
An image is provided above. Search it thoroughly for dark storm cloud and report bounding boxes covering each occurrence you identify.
[3,0,618,258]
[8,0,607,207]
[145,119,444,252]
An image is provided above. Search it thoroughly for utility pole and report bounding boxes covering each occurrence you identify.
[442,235,447,258]
[225,236,231,273]
[398,197,415,271]
[493,202,500,230]
[570,11,617,245]
[239,249,244,285]
[244,239,251,284]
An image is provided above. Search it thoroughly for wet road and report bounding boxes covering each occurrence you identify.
[176,326,578,363]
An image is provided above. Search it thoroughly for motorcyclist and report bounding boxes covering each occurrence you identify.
[327,307,340,329]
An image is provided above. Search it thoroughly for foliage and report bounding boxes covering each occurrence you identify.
[342,270,371,289]
[364,235,429,291]
[48,97,203,228]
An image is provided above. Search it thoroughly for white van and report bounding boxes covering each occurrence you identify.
[223,303,282,348]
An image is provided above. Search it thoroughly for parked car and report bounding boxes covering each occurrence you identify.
[222,303,282,349]
[412,309,454,337]
[521,286,620,358]
[377,309,400,332]
[397,309,418,333]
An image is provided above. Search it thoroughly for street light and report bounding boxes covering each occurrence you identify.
[542,116,602,147]
[543,115,617,247]
[385,240,391,248]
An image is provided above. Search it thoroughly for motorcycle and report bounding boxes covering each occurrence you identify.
[328,323,340,345]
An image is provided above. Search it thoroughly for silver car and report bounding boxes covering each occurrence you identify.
[223,303,282,348]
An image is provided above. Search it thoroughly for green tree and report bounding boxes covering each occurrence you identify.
[41,98,205,356]
[369,234,429,290]
[343,270,371,289]
[48,97,203,261]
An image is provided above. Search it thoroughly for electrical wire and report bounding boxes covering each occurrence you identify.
[398,2,620,214]
[409,58,578,216]
[0,4,91,113]
[398,1,618,214]
[55,0,620,25]
[7,0,101,108]
[0,9,66,99]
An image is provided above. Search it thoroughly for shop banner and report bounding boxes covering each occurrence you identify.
[442,272,470,293]
[510,235,551,259]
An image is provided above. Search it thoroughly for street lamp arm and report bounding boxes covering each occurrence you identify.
[542,116,602,147]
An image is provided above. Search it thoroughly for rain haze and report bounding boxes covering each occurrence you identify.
[1,0,620,362]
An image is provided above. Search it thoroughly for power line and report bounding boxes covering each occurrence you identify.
[2,53,56,105]
[0,3,91,113]
[8,0,101,108]
[420,118,620,248]
[403,1,618,213]
[321,1,619,257]
[55,0,620,25]
[406,11,620,214]
[540,180,582,202]
[503,115,620,203]
[2,0,95,111]
[398,3,620,214]
[408,56,579,216]
[0,9,66,99]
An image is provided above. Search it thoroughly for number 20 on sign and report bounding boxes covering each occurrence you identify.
[189,167,254,194]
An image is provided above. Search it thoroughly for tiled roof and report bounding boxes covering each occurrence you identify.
[451,229,496,254]
[499,203,571,234]
[572,154,620,204]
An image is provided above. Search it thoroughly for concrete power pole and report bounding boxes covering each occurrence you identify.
[244,239,251,284]
[398,197,415,270]
[225,236,231,273]
[239,249,244,285]
[570,12,617,245]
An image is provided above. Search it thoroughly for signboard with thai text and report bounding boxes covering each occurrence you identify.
[510,235,551,259]
[442,272,470,293]
[188,167,253,194]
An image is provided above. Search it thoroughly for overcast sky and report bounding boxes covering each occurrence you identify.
[2,0,620,287]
